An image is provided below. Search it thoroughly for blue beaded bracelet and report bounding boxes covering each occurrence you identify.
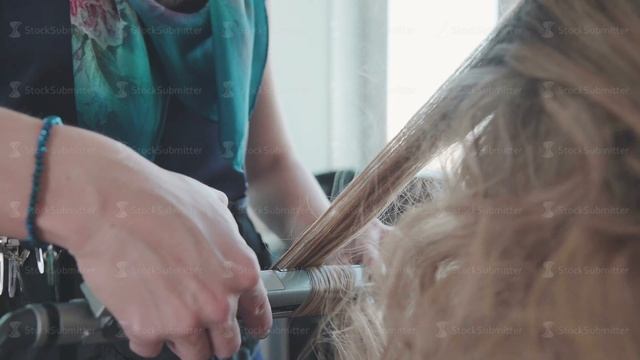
[26,115,63,245]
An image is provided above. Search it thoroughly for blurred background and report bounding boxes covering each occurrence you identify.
[269,0,522,172]
[261,0,517,358]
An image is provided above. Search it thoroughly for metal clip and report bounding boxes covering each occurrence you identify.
[0,236,31,297]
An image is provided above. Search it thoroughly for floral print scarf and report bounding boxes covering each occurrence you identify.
[70,0,268,170]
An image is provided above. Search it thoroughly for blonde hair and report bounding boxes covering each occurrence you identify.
[274,0,640,358]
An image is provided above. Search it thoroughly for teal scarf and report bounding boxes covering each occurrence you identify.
[71,0,268,171]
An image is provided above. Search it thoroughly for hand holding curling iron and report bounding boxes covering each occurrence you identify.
[67,159,273,360]
[0,110,272,360]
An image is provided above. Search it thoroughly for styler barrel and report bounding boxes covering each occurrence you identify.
[0,266,364,348]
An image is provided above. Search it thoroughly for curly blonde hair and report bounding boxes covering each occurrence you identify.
[276,0,640,358]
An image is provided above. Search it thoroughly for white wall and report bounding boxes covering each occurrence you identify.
[268,0,388,174]
[268,0,331,173]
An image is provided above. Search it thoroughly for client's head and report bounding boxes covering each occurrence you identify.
[302,0,640,358]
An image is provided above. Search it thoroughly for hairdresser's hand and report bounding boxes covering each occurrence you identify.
[38,136,272,359]
[331,220,391,266]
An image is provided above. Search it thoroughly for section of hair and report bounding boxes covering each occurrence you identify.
[272,9,505,270]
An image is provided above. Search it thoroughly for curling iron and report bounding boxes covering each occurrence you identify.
[0,266,363,351]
